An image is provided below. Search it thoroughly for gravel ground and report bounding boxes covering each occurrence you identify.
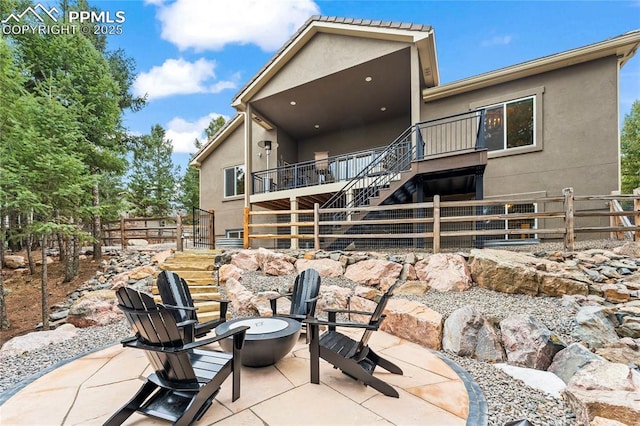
[1,240,629,424]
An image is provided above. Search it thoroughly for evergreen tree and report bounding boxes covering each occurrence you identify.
[621,100,640,194]
[128,125,179,217]
[177,116,226,212]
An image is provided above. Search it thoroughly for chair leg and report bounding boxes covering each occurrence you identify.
[309,324,320,385]
[366,348,403,375]
[103,380,158,426]
[337,356,400,398]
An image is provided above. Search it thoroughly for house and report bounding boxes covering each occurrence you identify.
[190,16,640,249]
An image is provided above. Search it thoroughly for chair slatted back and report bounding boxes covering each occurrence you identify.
[356,281,399,353]
[289,269,321,317]
[157,270,197,323]
[116,287,197,384]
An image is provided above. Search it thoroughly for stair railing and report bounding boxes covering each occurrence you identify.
[322,109,485,216]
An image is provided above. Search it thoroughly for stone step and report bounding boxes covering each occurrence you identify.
[167,270,214,279]
[197,311,222,323]
[151,284,219,295]
[183,277,216,285]
[159,262,214,271]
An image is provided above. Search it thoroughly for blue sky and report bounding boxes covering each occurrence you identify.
[94,0,640,172]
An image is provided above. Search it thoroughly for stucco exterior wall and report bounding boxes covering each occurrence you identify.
[254,33,410,101]
[297,115,410,161]
[421,56,619,198]
[199,121,275,238]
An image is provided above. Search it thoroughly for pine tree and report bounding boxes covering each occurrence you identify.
[621,100,640,194]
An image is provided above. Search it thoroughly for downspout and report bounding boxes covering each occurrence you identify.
[410,43,422,160]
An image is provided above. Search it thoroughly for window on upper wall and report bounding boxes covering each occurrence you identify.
[482,96,535,152]
[224,165,245,198]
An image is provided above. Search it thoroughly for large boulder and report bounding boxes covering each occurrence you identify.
[66,290,124,327]
[442,306,506,362]
[1,324,78,356]
[4,255,25,269]
[571,306,620,349]
[296,258,343,277]
[469,249,590,296]
[414,253,472,292]
[231,250,260,271]
[563,361,640,425]
[500,314,566,370]
[225,277,259,317]
[548,342,606,384]
[595,338,640,365]
[317,284,352,312]
[344,259,402,286]
[381,298,443,350]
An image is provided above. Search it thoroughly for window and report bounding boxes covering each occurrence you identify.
[226,229,244,238]
[482,96,535,152]
[483,203,537,240]
[224,165,245,197]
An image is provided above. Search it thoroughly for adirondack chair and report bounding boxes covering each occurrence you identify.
[270,268,321,321]
[305,282,403,398]
[105,287,248,426]
[157,270,228,342]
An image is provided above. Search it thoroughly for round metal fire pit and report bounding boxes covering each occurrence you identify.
[215,317,301,367]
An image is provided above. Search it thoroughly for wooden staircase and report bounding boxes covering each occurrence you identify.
[153,249,224,323]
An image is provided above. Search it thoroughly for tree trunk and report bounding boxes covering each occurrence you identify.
[64,235,75,282]
[0,226,8,330]
[92,184,102,260]
[41,235,49,331]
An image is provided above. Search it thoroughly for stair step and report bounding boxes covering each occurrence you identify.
[166,270,214,279]
[159,263,214,271]
[183,277,216,285]
[194,301,224,313]
[197,311,222,323]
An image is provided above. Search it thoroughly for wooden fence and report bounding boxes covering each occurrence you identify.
[102,216,184,251]
[243,188,640,252]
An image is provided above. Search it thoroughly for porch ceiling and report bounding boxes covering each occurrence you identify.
[251,48,412,140]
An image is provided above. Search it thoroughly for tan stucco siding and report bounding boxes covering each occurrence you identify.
[199,122,275,237]
[297,115,410,161]
[253,33,411,101]
[421,56,619,198]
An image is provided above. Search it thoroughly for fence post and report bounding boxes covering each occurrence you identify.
[208,210,215,249]
[290,197,299,250]
[243,207,250,249]
[176,215,183,252]
[634,188,640,241]
[563,187,575,251]
[120,216,126,250]
[314,203,320,250]
[433,195,440,253]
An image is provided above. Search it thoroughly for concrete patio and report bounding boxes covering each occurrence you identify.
[0,328,487,425]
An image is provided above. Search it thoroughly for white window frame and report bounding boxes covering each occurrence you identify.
[224,165,245,198]
[226,229,244,238]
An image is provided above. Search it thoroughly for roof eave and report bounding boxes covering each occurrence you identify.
[232,18,435,110]
[422,30,640,102]
[190,114,244,168]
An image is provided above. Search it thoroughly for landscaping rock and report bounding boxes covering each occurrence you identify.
[381,298,443,350]
[231,249,260,271]
[66,290,123,328]
[1,324,78,356]
[4,255,25,269]
[500,314,566,369]
[595,338,640,365]
[344,259,402,286]
[296,258,343,277]
[572,306,620,349]
[442,305,483,356]
[414,253,472,292]
[548,342,605,384]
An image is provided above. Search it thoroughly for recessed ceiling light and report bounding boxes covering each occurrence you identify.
[380,107,387,111]
[314,124,320,129]
[365,76,373,82]
[290,101,297,106]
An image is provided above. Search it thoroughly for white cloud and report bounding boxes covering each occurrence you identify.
[149,0,320,51]
[481,35,513,47]
[133,58,238,100]
[165,113,228,153]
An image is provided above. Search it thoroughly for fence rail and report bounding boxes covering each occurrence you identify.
[244,188,640,252]
[102,216,183,250]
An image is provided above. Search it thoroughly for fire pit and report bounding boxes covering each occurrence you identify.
[215,317,301,367]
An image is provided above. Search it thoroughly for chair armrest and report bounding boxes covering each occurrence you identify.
[323,308,374,316]
[270,293,292,315]
[304,318,380,331]
[162,303,196,312]
[182,325,250,351]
